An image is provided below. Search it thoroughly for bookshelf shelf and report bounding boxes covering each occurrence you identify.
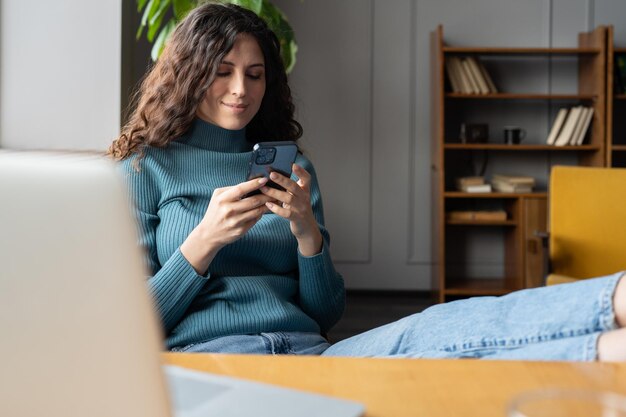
[446,220,517,226]
[615,94,626,100]
[444,192,548,199]
[442,47,600,55]
[444,144,600,151]
[446,93,597,100]
[612,145,626,151]
[431,24,606,302]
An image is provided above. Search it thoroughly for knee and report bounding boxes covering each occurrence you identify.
[613,273,626,327]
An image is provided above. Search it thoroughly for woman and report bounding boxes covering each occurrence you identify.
[110,2,626,361]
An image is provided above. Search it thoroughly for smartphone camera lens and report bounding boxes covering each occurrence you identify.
[255,148,276,165]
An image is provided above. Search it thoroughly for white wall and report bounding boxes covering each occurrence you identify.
[0,1,121,151]
[273,0,626,290]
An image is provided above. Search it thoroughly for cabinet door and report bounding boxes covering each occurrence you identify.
[523,197,547,288]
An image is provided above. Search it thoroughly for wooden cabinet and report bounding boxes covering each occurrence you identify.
[430,25,607,302]
[607,25,626,167]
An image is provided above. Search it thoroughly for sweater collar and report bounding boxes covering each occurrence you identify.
[180,118,251,153]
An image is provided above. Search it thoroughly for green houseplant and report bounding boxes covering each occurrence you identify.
[136,0,298,72]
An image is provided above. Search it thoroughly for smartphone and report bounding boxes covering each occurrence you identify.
[245,141,299,196]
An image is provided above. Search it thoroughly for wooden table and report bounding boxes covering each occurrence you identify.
[163,353,626,417]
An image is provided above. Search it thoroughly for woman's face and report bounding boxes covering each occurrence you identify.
[196,34,266,130]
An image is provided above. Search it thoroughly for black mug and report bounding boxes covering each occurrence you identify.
[503,126,526,145]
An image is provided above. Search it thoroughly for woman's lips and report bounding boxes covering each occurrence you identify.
[222,102,248,113]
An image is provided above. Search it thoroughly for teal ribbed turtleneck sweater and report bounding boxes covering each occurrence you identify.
[119,119,345,349]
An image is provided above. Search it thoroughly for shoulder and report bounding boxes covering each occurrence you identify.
[294,152,318,176]
[294,152,323,192]
[117,146,173,193]
[118,146,173,177]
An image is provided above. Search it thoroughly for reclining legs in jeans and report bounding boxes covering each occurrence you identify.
[323,272,626,361]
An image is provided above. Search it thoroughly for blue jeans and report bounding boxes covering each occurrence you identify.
[170,272,622,361]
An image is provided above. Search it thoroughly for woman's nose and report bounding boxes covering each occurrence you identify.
[229,73,246,97]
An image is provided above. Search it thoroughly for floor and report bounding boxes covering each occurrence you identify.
[327,290,434,342]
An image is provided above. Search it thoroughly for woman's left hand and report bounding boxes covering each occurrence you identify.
[261,163,323,256]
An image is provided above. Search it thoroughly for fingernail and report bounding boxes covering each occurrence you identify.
[266,202,274,208]
[261,186,269,192]
[269,172,278,180]
[258,177,268,184]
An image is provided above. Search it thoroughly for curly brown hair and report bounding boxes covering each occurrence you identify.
[108,2,302,162]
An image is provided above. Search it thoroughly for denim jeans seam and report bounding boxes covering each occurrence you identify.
[283,332,296,354]
[171,342,197,352]
[260,333,275,354]
[441,328,598,354]
[597,271,623,331]
[584,332,601,361]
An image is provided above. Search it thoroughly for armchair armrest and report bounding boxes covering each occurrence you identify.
[532,230,550,286]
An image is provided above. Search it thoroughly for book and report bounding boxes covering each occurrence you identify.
[449,56,472,94]
[460,183,492,193]
[572,107,594,145]
[445,57,463,93]
[446,210,507,222]
[455,176,491,193]
[491,174,535,193]
[568,107,589,146]
[492,174,536,185]
[553,106,583,146]
[546,108,569,145]
[476,59,498,93]
[491,180,533,193]
[455,176,485,188]
[461,58,481,94]
[466,57,490,94]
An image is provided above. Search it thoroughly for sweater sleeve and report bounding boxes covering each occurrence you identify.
[119,157,207,333]
[294,156,346,333]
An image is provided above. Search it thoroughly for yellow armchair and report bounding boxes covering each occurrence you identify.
[547,166,626,285]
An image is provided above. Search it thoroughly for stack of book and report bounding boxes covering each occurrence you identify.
[446,210,507,222]
[445,56,498,95]
[546,106,594,146]
[455,176,492,193]
[491,174,535,193]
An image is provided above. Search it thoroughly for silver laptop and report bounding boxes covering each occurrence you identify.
[0,151,364,417]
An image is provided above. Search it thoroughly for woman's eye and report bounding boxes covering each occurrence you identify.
[247,74,263,80]
[216,72,230,77]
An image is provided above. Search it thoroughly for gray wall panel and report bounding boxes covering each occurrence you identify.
[594,0,626,44]
[275,0,373,264]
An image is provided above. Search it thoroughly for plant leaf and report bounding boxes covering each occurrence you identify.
[141,0,160,29]
[151,19,177,61]
[229,0,263,15]
[137,0,149,13]
[148,0,171,42]
[173,0,195,20]
[284,39,297,73]
[140,0,156,34]
[259,1,296,72]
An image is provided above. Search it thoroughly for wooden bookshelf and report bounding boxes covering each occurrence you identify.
[607,26,626,167]
[431,25,607,303]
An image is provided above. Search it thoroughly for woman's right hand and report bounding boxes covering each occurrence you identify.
[180,177,272,274]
